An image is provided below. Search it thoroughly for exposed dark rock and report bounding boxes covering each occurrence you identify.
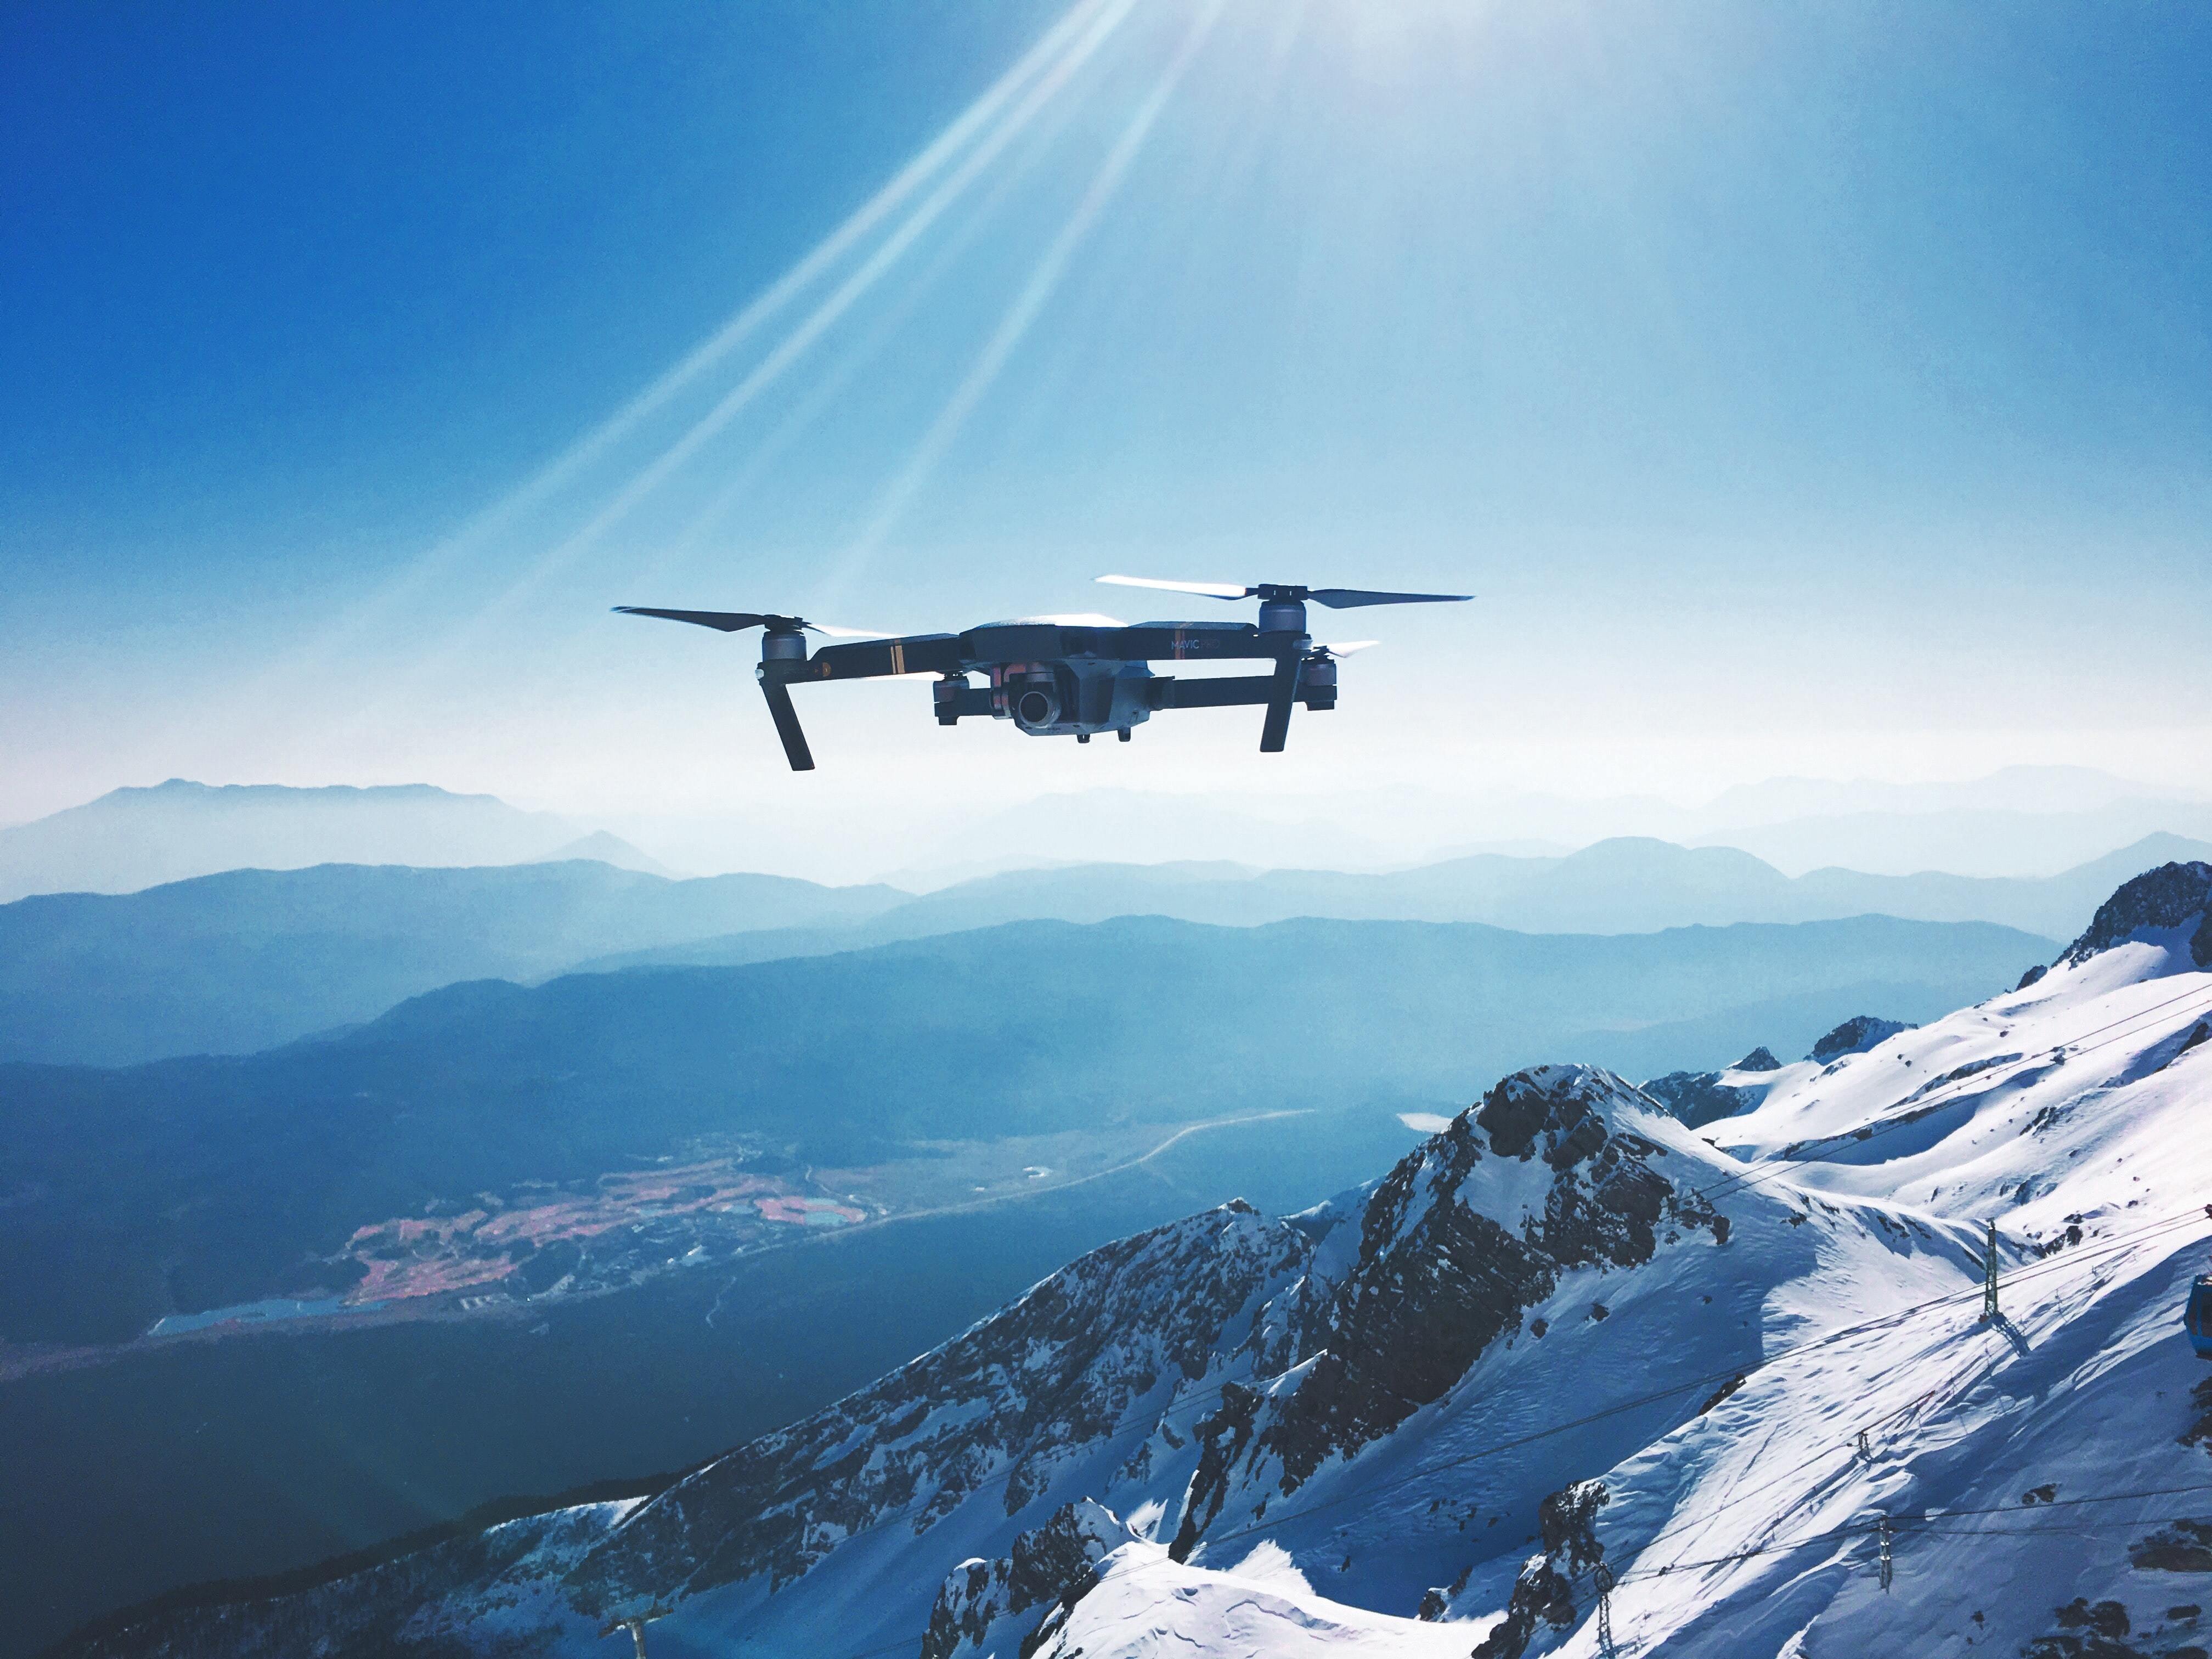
[1468,1481,1608,1659]
[2132,1519,2212,1572]
[2062,862,2212,967]
[1645,1053,1778,1132]
[2053,1598,2131,1637]
[919,1499,1126,1659]
[1637,1068,1756,1129]
[1808,1015,1914,1064]
[2018,963,2049,990]
[2023,1635,2153,1659]
[570,1203,1307,1618]
[1175,1068,1722,1555]
[1538,1479,1609,1570]
[57,1502,626,1659]
[1172,1383,1263,1558]
[2180,1379,2212,1452]
[1697,1373,1747,1415]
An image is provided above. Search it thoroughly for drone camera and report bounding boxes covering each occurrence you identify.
[998,665,1067,731]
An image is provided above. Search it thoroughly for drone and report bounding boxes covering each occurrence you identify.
[613,574,1471,771]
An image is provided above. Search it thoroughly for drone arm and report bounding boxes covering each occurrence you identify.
[806,634,965,680]
[1148,674,1271,710]
[755,668,815,771]
[1258,651,1302,753]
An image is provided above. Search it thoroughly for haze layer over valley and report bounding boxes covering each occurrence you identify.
[7,775,2204,1068]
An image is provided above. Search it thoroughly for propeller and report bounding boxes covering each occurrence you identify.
[1316,639,1379,656]
[612,607,887,638]
[1096,575,1470,610]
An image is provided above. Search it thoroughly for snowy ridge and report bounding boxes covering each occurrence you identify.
[63,864,2212,1659]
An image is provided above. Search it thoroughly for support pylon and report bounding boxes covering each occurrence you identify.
[1877,1516,1894,1592]
[1855,1426,1871,1461]
[1593,1562,1619,1658]
[1980,1220,2000,1323]
[600,1606,672,1657]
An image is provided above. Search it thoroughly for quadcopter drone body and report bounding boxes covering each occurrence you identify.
[616,576,1470,771]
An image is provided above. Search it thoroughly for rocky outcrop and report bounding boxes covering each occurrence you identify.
[1640,1069,1756,1128]
[65,1502,630,1659]
[920,1500,1128,1659]
[1809,1015,1914,1064]
[2062,862,2212,968]
[567,1203,1308,1620]
[1173,1068,1725,1559]
[1468,1480,1610,1659]
[1643,1046,1787,1127]
[2131,1519,2212,1573]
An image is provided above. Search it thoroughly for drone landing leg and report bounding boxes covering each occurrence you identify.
[756,676,816,771]
[1258,653,1302,753]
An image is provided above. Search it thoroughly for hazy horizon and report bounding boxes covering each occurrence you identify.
[8,763,2210,889]
[7,1,2208,848]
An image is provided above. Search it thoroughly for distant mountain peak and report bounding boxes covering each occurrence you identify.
[2059,860,2212,968]
[1807,1014,1914,1064]
[0,777,582,902]
[1639,1048,1783,1128]
[117,778,506,806]
[529,832,676,878]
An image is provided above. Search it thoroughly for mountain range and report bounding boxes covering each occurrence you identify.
[7,829,2200,1068]
[832,766,2212,884]
[52,861,2212,1659]
[0,860,903,1065]
[0,781,668,903]
[658,829,2204,950]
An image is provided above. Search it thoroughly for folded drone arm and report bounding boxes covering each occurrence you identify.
[754,668,815,771]
[801,633,967,681]
[750,634,967,771]
[1259,651,1302,753]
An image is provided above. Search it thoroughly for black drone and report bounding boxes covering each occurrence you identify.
[614,574,1471,771]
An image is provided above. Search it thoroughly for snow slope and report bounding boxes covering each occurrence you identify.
[66,864,2212,1659]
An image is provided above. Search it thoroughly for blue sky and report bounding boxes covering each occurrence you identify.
[4,0,2209,845]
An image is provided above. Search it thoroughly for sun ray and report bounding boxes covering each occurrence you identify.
[256,0,1141,754]
[245,0,1132,697]
[469,0,1140,611]
[835,0,1230,579]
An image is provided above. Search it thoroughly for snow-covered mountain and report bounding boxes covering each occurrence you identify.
[65,864,2212,1659]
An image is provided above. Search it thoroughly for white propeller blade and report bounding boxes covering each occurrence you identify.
[808,623,895,639]
[1321,639,1380,655]
[1096,573,1252,599]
